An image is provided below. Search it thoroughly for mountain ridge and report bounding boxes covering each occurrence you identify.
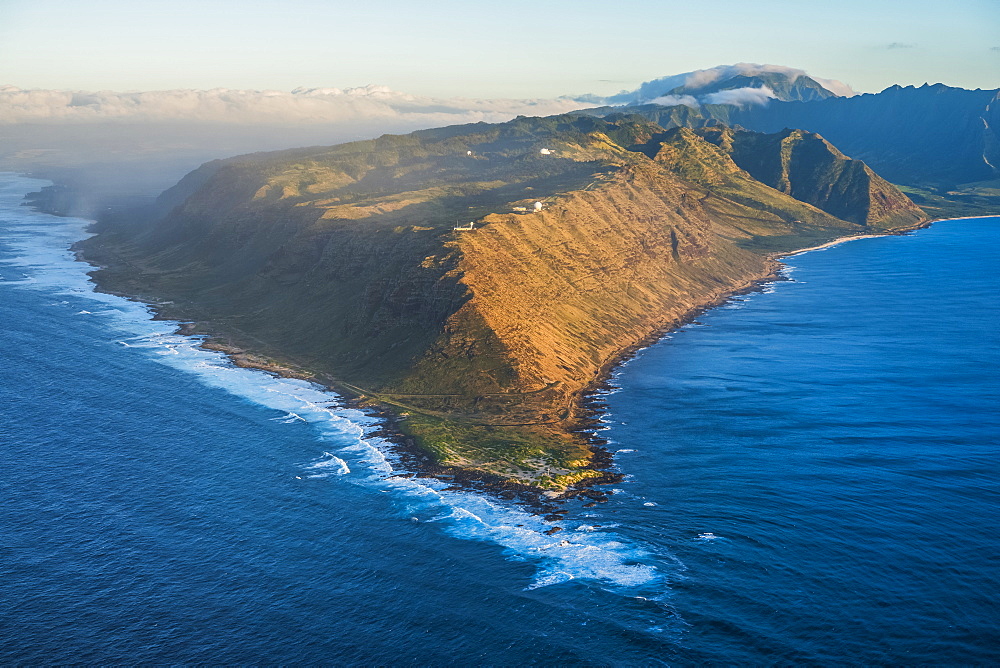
[80,113,926,493]
[582,82,1000,188]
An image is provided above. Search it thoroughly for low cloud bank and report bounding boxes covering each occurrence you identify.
[0,84,593,125]
[0,67,855,206]
[0,64,856,126]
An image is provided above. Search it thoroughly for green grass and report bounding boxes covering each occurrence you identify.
[398,413,591,486]
[83,112,938,491]
[899,182,1000,219]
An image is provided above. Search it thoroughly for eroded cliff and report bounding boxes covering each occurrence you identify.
[82,114,926,490]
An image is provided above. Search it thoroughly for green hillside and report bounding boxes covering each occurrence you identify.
[82,114,926,492]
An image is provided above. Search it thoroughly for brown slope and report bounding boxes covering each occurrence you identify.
[82,115,928,491]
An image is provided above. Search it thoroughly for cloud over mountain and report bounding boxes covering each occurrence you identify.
[701,86,778,106]
[607,64,855,106]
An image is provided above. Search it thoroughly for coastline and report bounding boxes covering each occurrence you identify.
[180,271,788,512]
[23,174,983,509]
[573,258,785,441]
[75,251,784,510]
[563,215,966,507]
[778,212,1000,260]
[926,214,999,223]
[777,233,893,258]
[173,327,611,512]
[776,217,942,259]
[173,263,791,511]
[78,221,933,509]
[766,213,1000,264]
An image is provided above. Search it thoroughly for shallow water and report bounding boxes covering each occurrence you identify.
[1,174,997,664]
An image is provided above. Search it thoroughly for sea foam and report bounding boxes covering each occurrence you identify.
[0,174,665,594]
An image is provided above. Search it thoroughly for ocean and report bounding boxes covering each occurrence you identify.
[1,173,997,664]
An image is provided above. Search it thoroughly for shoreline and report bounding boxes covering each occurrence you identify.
[186,335,608,515]
[770,212,1000,261]
[21,175,994,511]
[571,216,943,453]
[927,214,1000,223]
[775,213,997,259]
[77,252,786,511]
[72,219,937,510]
[572,258,786,445]
[776,233,893,258]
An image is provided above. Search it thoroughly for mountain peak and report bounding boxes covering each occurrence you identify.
[605,64,854,108]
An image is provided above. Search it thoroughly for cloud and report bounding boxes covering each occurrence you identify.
[0,65,859,129]
[606,63,854,105]
[647,94,699,108]
[810,76,856,98]
[0,84,595,126]
[701,86,777,107]
[681,68,727,90]
[886,42,916,49]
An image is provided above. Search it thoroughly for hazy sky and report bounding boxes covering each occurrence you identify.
[1,0,997,97]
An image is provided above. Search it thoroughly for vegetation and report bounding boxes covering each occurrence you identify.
[579,83,1000,188]
[899,179,1000,220]
[83,113,927,491]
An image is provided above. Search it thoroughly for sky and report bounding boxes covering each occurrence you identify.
[0,0,997,98]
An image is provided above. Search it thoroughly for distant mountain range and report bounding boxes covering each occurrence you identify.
[5,64,997,216]
[582,68,1000,187]
[729,83,1000,185]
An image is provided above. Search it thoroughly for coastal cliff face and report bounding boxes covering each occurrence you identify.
[83,114,925,489]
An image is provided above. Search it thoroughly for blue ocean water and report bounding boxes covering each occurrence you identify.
[1,173,997,664]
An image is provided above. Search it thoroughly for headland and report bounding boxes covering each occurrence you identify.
[54,115,937,497]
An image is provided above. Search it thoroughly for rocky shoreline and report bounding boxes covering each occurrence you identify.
[98,253,784,517]
[26,166,939,517]
[142,249,790,515]
[169,327,623,517]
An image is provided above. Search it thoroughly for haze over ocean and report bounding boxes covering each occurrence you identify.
[1,173,997,663]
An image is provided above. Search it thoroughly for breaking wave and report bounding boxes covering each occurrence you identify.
[0,173,666,594]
